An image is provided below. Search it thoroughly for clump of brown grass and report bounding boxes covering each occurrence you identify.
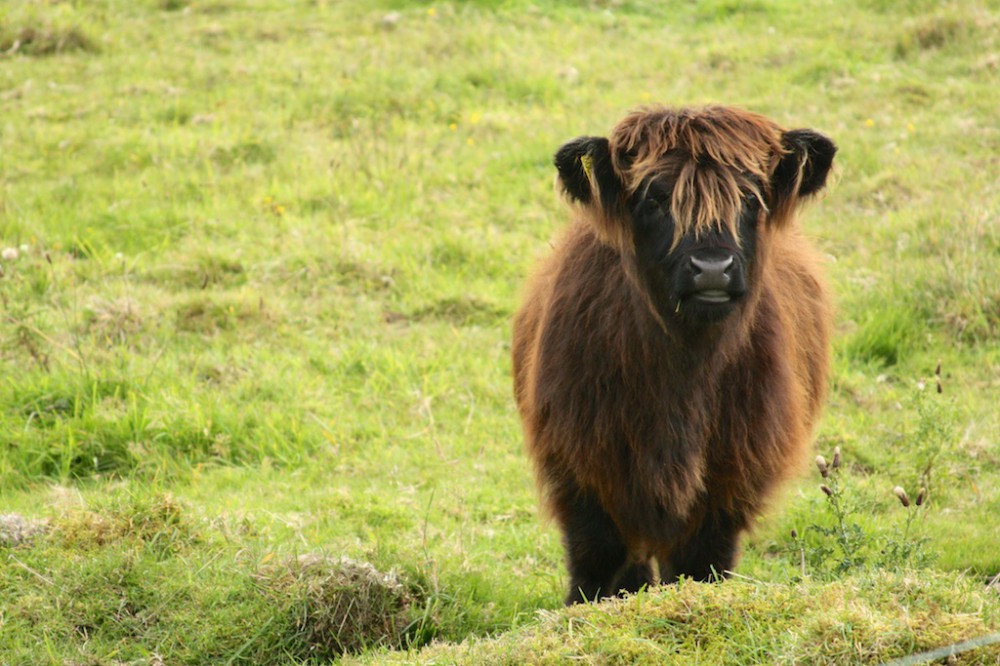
[265,554,418,659]
[1,23,98,57]
[83,296,144,344]
[894,15,969,58]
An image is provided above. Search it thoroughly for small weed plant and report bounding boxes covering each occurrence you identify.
[789,368,956,579]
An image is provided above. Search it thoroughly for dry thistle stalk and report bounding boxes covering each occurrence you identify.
[832,446,841,470]
[815,455,829,478]
[916,488,926,506]
[820,484,833,497]
[893,486,911,507]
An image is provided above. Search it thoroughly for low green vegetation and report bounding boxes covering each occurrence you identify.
[1,0,998,663]
[353,571,1000,665]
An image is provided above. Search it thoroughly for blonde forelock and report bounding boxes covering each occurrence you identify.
[609,106,787,248]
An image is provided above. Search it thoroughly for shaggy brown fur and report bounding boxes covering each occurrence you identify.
[513,105,835,604]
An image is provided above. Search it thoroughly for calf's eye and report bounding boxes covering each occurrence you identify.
[645,197,668,213]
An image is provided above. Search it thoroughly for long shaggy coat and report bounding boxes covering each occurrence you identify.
[513,106,835,604]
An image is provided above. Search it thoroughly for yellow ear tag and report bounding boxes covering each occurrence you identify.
[580,154,594,181]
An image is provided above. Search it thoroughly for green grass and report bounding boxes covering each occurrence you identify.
[1,0,999,663]
[349,571,1000,665]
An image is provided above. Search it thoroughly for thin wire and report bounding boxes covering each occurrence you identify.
[879,632,1000,666]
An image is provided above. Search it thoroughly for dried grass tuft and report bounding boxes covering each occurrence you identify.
[0,514,49,547]
[265,554,417,659]
[83,296,144,343]
[1,24,98,57]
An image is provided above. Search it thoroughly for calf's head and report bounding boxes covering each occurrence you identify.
[555,106,835,327]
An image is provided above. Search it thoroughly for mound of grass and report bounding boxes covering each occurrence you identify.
[0,492,431,664]
[356,573,1000,665]
[51,493,193,553]
[262,554,425,659]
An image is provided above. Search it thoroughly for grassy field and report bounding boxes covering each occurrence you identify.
[1,0,999,663]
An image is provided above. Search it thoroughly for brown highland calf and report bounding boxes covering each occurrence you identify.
[512,105,836,605]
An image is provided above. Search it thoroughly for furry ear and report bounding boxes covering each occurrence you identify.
[773,129,837,202]
[554,136,622,208]
[554,135,631,250]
